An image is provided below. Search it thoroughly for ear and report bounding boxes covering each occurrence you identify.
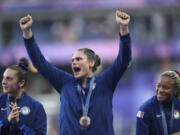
[89,60,95,68]
[18,80,25,88]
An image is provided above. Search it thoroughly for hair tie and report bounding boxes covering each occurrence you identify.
[174,70,180,77]
[18,63,28,71]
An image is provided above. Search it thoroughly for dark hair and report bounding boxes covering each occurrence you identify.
[160,70,180,97]
[7,57,29,88]
[78,48,101,72]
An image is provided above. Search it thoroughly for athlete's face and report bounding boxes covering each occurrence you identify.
[72,51,94,80]
[2,69,20,96]
[156,76,176,102]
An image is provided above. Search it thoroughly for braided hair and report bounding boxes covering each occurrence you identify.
[160,70,180,98]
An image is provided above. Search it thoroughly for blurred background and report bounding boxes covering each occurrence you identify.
[0,0,180,134]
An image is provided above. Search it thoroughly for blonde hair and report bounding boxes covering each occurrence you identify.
[160,71,180,98]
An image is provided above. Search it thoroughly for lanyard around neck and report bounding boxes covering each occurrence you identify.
[77,76,95,116]
[6,96,13,116]
[6,93,24,116]
[159,100,174,135]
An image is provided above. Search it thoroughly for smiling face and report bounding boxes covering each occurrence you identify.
[156,76,176,102]
[72,50,94,80]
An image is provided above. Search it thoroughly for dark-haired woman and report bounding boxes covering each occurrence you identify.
[0,58,47,135]
[136,71,180,135]
[19,10,131,135]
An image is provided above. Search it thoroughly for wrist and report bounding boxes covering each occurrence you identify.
[119,25,129,36]
[23,29,33,39]
[8,117,11,123]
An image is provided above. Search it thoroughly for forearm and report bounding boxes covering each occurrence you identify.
[119,25,129,36]
[119,33,132,65]
[101,33,131,91]
[23,28,33,39]
[111,33,131,80]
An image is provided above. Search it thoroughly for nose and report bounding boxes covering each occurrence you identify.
[72,60,77,66]
[157,86,164,93]
[2,78,6,85]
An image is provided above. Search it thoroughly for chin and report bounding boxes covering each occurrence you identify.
[74,75,85,80]
[157,97,171,103]
[157,96,166,102]
[74,74,80,79]
[157,98,165,102]
[3,89,9,94]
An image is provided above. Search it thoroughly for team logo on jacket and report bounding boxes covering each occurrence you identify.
[174,110,180,119]
[20,106,30,115]
[137,111,144,118]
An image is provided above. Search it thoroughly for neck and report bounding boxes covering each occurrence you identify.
[161,98,173,105]
[8,89,23,101]
[82,79,87,88]
[81,73,93,88]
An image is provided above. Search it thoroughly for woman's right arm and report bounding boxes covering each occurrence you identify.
[19,15,72,93]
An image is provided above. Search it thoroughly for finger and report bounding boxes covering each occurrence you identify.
[20,16,31,25]
[10,102,18,108]
[11,114,19,120]
[116,10,129,19]
[13,111,20,116]
[14,102,17,106]
[11,110,20,117]
[9,102,16,108]
[11,106,20,112]
[27,14,32,19]
[13,106,20,110]
[21,18,30,25]
[10,102,17,106]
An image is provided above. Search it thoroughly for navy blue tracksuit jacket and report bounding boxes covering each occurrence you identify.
[136,96,180,135]
[0,92,47,135]
[24,33,131,135]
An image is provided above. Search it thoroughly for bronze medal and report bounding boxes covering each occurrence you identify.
[79,116,91,127]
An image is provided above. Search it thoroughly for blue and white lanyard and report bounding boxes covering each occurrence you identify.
[6,94,23,116]
[77,76,95,116]
[159,101,174,135]
[6,96,12,116]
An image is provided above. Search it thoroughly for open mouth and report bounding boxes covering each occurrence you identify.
[73,67,81,75]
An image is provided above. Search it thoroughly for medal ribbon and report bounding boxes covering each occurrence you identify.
[77,76,95,116]
[6,96,12,117]
[159,99,174,135]
[6,96,15,134]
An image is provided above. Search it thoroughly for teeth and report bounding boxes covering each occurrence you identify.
[74,67,80,72]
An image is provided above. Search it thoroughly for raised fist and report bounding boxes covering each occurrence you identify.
[116,10,130,26]
[19,14,33,31]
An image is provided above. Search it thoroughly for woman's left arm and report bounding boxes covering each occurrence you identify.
[100,10,131,91]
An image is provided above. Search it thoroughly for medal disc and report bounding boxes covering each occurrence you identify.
[79,116,91,127]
